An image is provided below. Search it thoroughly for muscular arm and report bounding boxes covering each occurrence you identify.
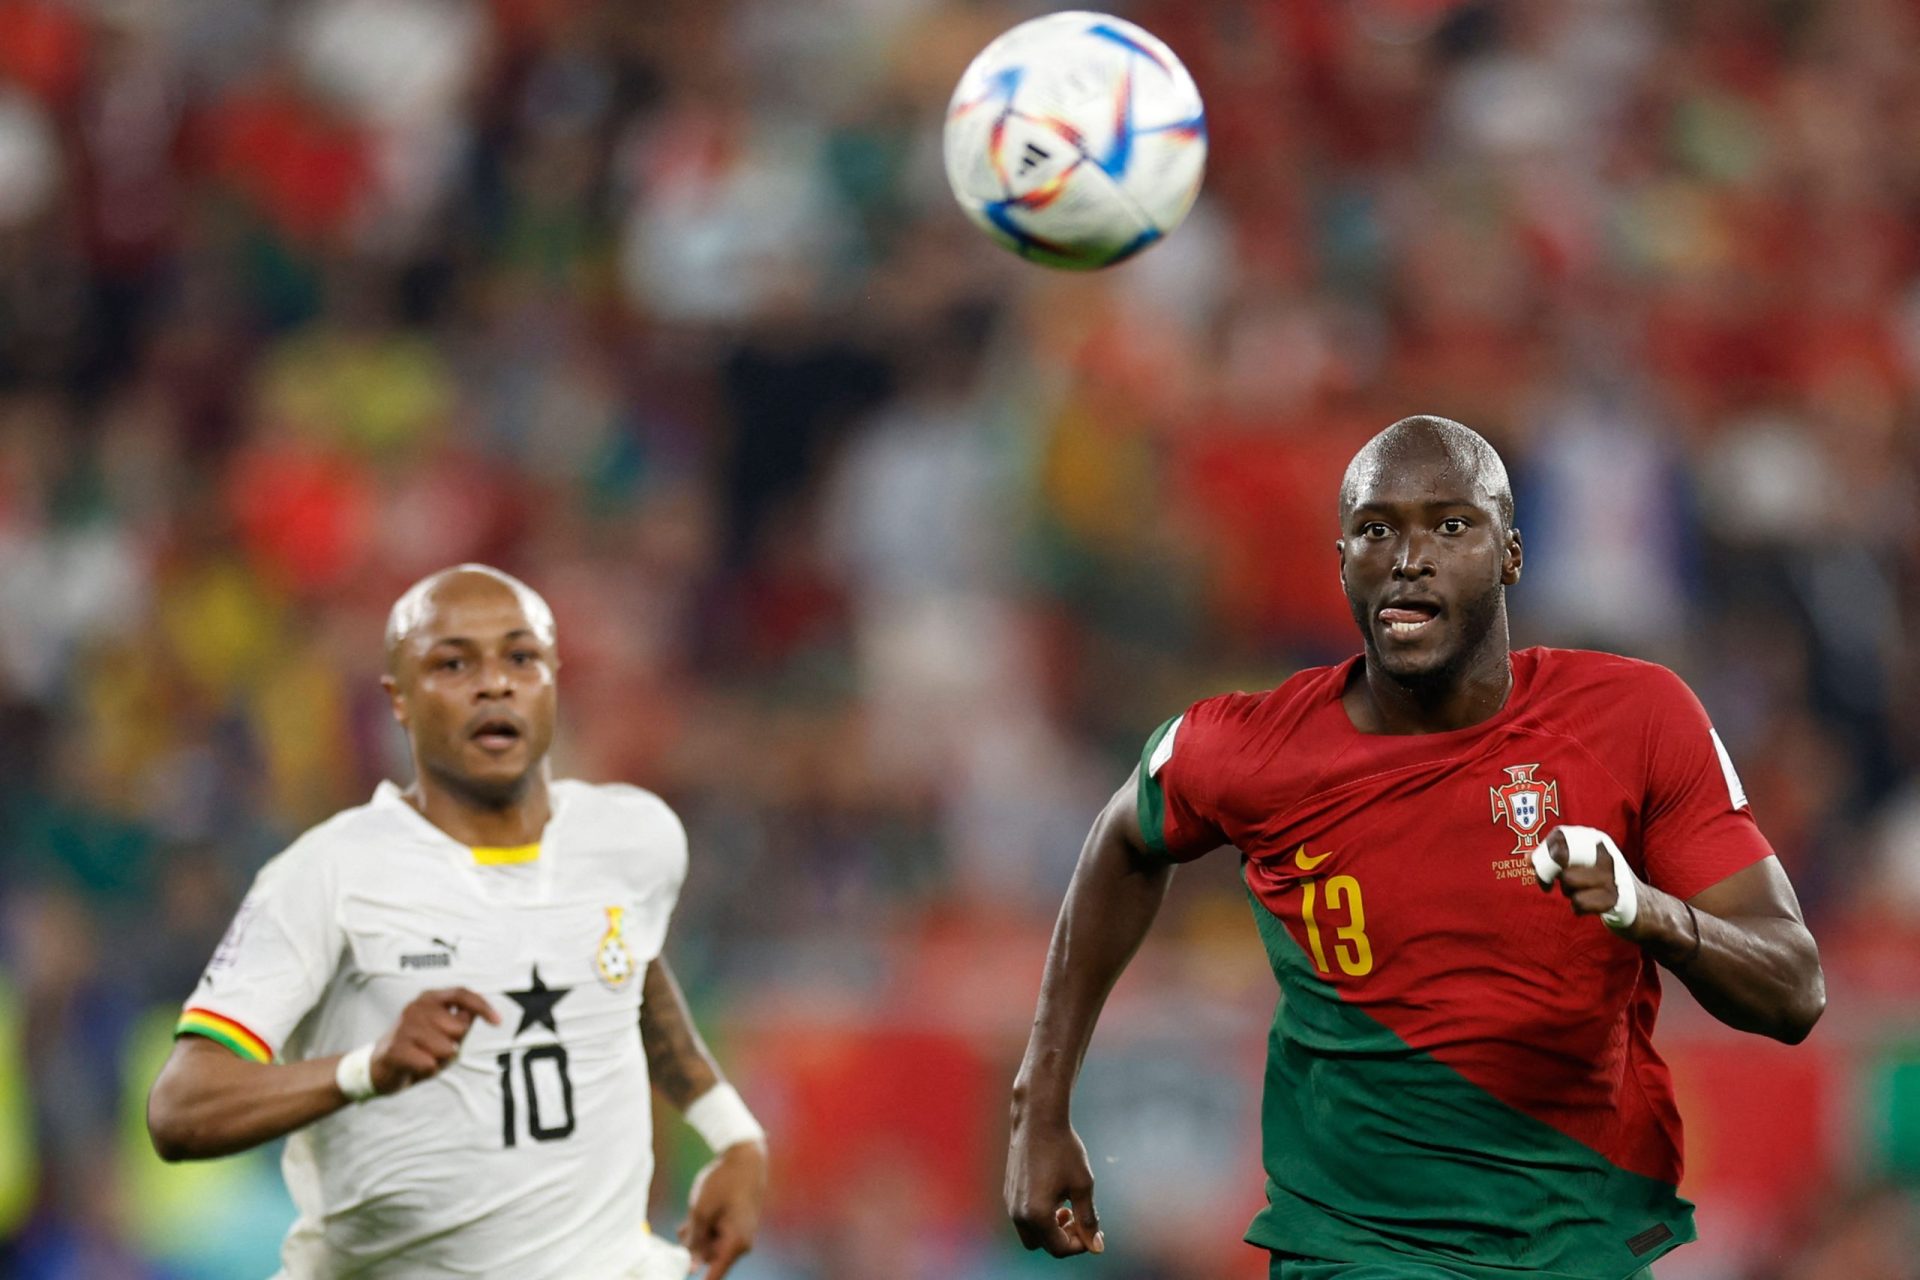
[638,957,724,1112]
[147,1037,350,1161]
[1006,769,1185,1256]
[1012,771,1178,1125]
[640,957,766,1280]
[1631,857,1824,1042]
[1546,841,1825,1043]
[146,987,498,1162]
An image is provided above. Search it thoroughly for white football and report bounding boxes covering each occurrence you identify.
[943,11,1207,271]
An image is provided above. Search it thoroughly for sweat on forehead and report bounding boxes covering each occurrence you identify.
[384,565,557,659]
[1339,415,1514,527]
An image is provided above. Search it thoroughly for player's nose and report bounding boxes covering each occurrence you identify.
[1391,535,1436,578]
[474,658,515,697]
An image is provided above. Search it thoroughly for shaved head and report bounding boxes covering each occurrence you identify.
[1339,416,1514,532]
[386,565,557,672]
[381,563,560,809]
[1335,414,1524,708]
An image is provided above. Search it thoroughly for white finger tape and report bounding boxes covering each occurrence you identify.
[1533,824,1638,931]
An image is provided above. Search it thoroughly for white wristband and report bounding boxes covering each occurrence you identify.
[335,1044,377,1103]
[683,1083,765,1153]
[1532,824,1638,931]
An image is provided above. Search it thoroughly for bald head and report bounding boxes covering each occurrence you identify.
[1339,416,1514,532]
[382,564,560,806]
[385,564,557,672]
[1335,416,1523,698]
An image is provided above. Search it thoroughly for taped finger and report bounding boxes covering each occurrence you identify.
[1546,825,1638,930]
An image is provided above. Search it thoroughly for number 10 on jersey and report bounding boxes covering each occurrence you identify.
[497,1046,576,1146]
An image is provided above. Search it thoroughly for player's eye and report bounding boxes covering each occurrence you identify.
[510,650,538,665]
[436,656,465,672]
[1439,517,1469,535]
[1360,522,1392,540]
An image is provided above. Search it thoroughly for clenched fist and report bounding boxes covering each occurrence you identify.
[1534,825,1639,932]
[1006,1118,1106,1257]
[370,988,500,1094]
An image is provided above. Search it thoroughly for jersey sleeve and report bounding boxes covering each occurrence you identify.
[1136,695,1244,862]
[177,845,343,1063]
[1638,667,1774,900]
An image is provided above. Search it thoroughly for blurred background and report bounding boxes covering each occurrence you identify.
[0,0,1916,1276]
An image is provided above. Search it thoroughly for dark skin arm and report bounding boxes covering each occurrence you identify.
[146,1039,352,1161]
[1538,833,1825,1043]
[640,957,766,1280]
[1006,769,1182,1258]
[146,987,501,1161]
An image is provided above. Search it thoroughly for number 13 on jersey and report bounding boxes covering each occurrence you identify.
[1302,875,1374,977]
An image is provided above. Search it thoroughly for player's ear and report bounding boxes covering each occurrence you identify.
[381,673,409,727]
[1502,526,1523,585]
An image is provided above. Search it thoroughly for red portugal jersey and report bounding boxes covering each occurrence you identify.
[1136,647,1773,1279]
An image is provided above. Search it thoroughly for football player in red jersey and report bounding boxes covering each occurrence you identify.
[1005,417,1824,1279]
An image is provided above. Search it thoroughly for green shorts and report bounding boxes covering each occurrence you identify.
[1269,1256,1653,1280]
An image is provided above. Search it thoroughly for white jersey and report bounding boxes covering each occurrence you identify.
[179,779,692,1280]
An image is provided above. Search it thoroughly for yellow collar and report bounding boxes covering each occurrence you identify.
[470,843,541,866]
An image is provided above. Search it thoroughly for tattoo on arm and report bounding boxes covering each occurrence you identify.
[639,958,723,1111]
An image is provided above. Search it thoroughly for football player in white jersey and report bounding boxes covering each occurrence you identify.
[146,565,768,1280]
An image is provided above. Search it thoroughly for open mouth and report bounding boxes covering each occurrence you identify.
[1377,599,1442,640]
[469,717,525,751]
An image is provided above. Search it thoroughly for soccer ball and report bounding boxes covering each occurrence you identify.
[943,11,1206,271]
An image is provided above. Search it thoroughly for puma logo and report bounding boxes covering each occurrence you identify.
[401,937,460,970]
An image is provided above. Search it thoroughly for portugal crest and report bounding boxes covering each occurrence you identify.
[594,906,635,991]
[1490,763,1559,856]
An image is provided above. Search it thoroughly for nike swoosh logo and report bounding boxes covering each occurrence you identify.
[1293,845,1332,871]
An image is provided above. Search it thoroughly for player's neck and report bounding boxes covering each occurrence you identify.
[404,767,553,848]
[1350,646,1514,735]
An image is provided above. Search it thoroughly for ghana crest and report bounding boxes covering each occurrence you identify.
[1490,763,1559,857]
[594,906,635,990]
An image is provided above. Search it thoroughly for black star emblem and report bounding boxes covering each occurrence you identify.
[504,964,570,1037]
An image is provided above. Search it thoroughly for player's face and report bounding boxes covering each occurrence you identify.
[386,583,558,805]
[1337,462,1521,685]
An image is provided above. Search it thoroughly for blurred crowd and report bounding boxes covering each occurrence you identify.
[0,0,1916,1277]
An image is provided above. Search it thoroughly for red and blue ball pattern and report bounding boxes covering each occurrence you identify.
[944,12,1207,271]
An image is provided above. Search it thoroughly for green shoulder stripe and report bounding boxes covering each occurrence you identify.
[1135,714,1183,858]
